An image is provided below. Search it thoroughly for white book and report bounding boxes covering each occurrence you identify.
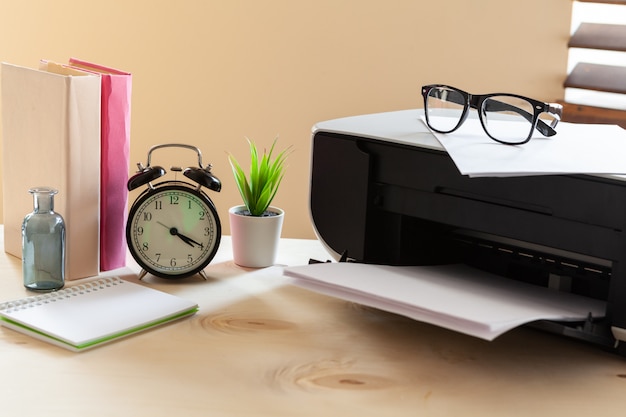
[1,62,101,280]
[0,277,198,351]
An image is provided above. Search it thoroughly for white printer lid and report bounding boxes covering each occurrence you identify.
[313,109,626,182]
[313,109,442,151]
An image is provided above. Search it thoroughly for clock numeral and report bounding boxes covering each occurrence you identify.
[143,212,152,221]
[187,254,193,264]
[170,258,177,267]
[154,201,162,210]
[199,210,205,220]
[170,195,179,205]
[155,253,161,262]
[137,226,144,236]
[142,242,149,251]
[187,200,192,209]
[204,227,210,236]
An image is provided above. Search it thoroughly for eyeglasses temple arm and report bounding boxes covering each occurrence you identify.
[536,103,562,136]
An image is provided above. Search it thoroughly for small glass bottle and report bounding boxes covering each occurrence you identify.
[22,187,66,291]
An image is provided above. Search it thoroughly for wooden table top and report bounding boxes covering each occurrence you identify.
[1,233,625,416]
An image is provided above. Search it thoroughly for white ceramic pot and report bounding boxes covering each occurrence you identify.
[229,205,285,268]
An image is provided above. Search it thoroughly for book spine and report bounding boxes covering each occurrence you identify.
[63,74,101,279]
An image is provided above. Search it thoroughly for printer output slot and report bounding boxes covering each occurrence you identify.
[450,231,612,301]
[435,186,553,216]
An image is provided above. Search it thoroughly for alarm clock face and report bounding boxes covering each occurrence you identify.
[126,183,221,279]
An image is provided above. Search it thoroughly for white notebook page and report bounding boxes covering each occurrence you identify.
[0,277,198,350]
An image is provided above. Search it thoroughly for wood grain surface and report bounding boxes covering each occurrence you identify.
[0,233,625,416]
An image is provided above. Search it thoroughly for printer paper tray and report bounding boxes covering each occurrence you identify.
[284,263,607,341]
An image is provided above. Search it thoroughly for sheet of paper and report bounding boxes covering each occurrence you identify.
[284,263,606,341]
[420,116,626,177]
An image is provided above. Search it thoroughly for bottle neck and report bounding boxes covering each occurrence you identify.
[29,187,58,213]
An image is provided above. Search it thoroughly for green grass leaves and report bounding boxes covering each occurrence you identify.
[228,138,291,216]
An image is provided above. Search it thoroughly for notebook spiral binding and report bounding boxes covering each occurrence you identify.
[0,277,125,314]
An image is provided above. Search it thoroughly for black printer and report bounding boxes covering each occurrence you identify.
[309,109,626,355]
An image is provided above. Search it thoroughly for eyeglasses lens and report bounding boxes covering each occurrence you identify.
[481,96,535,144]
[425,87,465,132]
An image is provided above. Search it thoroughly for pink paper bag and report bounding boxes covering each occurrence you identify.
[69,58,132,271]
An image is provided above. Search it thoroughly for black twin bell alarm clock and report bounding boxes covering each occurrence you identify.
[126,144,222,280]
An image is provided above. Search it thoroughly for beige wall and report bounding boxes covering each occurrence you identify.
[0,0,572,239]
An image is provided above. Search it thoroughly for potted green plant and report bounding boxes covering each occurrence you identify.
[228,137,291,267]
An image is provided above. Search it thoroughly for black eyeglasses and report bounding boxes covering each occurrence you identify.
[421,84,563,145]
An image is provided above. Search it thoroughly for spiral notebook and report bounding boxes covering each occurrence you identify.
[0,277,198,351]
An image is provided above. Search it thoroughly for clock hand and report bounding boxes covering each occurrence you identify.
[169,229,203,248]
[157,221,172,231]
[178,233,204,249]
[157,221,203,249]
[175,232,196,248]
[179,234,204,249]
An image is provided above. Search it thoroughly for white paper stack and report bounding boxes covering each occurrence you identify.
[284,263,606,341]
[421,116,626,178]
